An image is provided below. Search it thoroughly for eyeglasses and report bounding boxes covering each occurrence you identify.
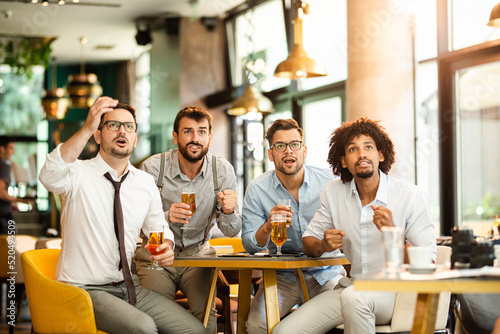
[99,121,137,133]
[270,141,303,152]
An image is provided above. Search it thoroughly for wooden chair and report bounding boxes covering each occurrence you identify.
[21,249,108,334]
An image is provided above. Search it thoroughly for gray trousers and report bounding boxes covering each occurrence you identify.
[273,284,396,334]
[83,275,205,334]
[135,242,217,334]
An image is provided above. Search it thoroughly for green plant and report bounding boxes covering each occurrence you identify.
[0,37,53,78]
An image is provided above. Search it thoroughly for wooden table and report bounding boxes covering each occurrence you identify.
[354,273,500,334]
[172,254,349,334]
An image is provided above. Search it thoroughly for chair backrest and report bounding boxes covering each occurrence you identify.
[21,249,104,333]
[0,234,38,283]
[35,237,62,250]
[209,237,245,253]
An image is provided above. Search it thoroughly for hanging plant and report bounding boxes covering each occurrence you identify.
[0,37,53,78]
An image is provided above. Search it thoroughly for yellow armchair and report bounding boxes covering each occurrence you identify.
[21,248,108,334]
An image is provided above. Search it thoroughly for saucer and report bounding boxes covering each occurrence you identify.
[403,264,436,274]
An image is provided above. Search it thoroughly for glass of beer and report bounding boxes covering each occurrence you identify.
[271,213,287,255]
[278,198,292,227]
[181,186,196,230]
[147,225,165,270]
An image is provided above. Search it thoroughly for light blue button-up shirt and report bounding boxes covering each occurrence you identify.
[242,165,344,285]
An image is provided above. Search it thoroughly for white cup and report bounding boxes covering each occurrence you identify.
[407,246,433,268]
[381,226,404,278]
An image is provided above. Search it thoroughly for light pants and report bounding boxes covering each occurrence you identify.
[273,285,396,334]
[135,242,217,334]
[83,275,205,334]
[246,274,340,334]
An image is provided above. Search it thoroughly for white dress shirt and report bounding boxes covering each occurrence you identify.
[39,144,174,286]
[304,172,436,277]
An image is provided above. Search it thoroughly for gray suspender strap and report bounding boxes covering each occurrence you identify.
[156,152,166,191]
[203,155,219,241]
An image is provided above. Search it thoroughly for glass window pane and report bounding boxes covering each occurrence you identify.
[232,0,288,92]
[302,97,343,169]
[415,61,441,234]
[0,65,44,135]
[300,0,347,90]
[414,0,437,60]
[452,0,500,50]
[456,60,500,236]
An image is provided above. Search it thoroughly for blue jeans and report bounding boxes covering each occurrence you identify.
[83,275,205,334]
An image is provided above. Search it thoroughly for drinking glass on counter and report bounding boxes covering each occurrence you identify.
[381,226,404,278]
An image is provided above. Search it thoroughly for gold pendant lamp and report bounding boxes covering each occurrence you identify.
[274,0,326,79]
[42,58,68,120]
[66,37,103,109]
[487,2,500,27]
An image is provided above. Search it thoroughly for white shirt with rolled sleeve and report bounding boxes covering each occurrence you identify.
[303,171,436,277]
[39,144,174,286]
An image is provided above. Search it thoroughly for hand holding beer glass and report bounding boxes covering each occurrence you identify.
[147,225,165,270]
[271,213,287,255]
[181,186,196,230]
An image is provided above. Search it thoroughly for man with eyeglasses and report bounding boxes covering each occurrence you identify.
[241,119,345,334]
[39,96,205,334]
[134,106,242,333]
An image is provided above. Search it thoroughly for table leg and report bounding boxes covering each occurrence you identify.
[294,269,309,302]
[411,293,440,334]
[202,267,219,329]
[237,269,253,334]
[262,268,280,334]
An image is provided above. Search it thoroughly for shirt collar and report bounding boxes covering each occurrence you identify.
[349,170,388,206]
[94,152,132,181]
[270,166,310,190]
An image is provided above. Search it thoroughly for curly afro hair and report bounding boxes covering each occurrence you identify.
[327,118,395,183]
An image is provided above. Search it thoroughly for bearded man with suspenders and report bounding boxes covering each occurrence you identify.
[134,106,242,333]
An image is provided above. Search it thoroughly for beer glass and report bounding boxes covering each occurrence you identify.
[271,214,287,255]
[147,225,165,270]
[181,186,196,230]
[278,198,292,227]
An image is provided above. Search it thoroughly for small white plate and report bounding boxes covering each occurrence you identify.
[403,264,436,274]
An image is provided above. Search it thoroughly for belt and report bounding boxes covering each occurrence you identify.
[86,280,125,287]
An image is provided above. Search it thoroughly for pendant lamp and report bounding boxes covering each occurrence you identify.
[66,37,103,108]
[227,85,273,116]
[42,58,68,120]
[487,2,500,27]
[274,0,326,79]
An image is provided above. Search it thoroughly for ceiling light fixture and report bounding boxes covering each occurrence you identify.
[487,2,500,27]
[66,37,103,109]
[42,57,69,120]
[42,0,48,6]
[274,0,326,80]
[227,6,273,116]
[58,0,65,4]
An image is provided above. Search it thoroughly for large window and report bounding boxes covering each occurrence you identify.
[456,60,500,236]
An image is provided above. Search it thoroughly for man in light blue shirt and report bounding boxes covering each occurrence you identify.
[241,119,345,334]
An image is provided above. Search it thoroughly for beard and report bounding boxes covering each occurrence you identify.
[356,169,374,179]
[101,136,133,158]
[178,142,209,163]
[274,155,304,176]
